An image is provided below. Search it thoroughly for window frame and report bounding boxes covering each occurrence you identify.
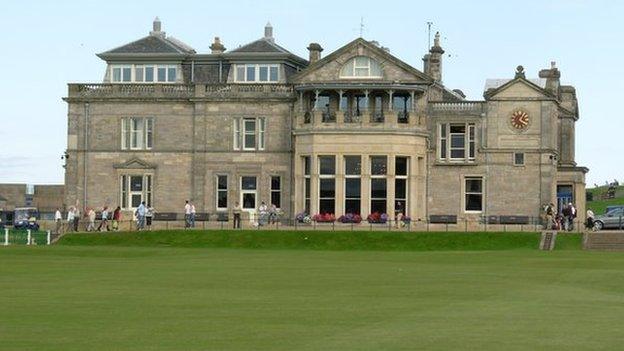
[110,64,177,83]
[120,174,153,210]
[216,175,228,211]
[318,155,336,215]
[514,152,525,166]
[242,118,257,151]
[394,156,409,215]
[271,175,281,209]
[234,64,280,83]
[121,117,153,150]
[438,122,477,162]
[463,176,484,213]
[370,155,388,214]
[339,56,383,79]
[344,155,362,215]
[240,176,258,211]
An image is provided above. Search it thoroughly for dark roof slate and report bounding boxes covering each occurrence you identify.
[230,38,292,54]
[102,35,195,55]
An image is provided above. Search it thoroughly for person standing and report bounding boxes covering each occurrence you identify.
[544,203,555,230]
[87,208,96,232]
[98,206,110,232]
[145,205,154,231]
[586,208,595,231]
[54,208,63,234]
[66,207,75,233]
[258,201,268,226]
[233,201,242,229]
[190,203,196,228]
[184,200,191,229]
[569,203,577,231]
[73,207,81,232]
[112,206,121,231]
[268,204,278,225]
[136,201,146,231]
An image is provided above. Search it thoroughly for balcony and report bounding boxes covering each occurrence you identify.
[295,108,425,132]
[66,83,295,100]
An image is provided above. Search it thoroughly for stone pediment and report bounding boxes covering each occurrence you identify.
[485,78,553,100]
[113,158,156,170]
[293,38,432,85]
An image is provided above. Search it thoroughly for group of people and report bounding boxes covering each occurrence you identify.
[543,202,578,231]
[55,206,123,233]
[184,200,280,230]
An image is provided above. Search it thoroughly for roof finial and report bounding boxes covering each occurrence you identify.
[150,17,165,37]
[515,65,526,79]
[434,31,440,47]
[264,22,274,42]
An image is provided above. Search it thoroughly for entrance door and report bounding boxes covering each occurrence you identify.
[557,185,573,214]
[240,176,257,220]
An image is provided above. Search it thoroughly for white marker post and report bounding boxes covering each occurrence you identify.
[47,230,51,245]
[27,230,31,245]
[4,228,8,246]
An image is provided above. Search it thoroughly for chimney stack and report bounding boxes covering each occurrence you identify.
[307,43,323,63]
[422,31,444,82]
[150,17,165,37]
[210,37,226,54]
[264,22,274,43]
[539,61,561,96]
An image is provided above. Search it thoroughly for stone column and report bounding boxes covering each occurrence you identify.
[387,155,396,220]
[361,90,370,126]
[310,154,319,216]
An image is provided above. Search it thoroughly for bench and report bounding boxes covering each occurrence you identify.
[499,215,530,225]
[153,212,177,221]
[429,215,457,224]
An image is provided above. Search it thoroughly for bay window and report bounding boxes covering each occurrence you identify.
[370,156,387,214]
[344,156,362,215]
[303,156,311,214]
[318,156,336,214]
[395,156,409,215]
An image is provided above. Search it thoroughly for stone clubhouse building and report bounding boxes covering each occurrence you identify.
[63,18,587,224]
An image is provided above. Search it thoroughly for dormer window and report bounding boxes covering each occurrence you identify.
[235,64,279,83]
[111,64,177,83]
[340,56,383,78]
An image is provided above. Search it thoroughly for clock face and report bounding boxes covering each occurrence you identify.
[510,110,530,130]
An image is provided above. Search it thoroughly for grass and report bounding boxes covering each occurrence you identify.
[57,230,582,251]
[2,230,621,350]
[587,184,624,214]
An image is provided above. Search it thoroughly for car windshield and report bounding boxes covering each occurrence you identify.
[15,209,36,221]
[606,209,623,217]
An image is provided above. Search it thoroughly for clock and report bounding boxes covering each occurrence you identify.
[510,110,529,130]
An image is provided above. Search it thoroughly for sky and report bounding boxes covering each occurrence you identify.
[0,0,621,187]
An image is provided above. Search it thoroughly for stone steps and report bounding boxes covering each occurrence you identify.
[583,231,624,250]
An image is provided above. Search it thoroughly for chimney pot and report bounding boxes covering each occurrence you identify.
[307,43,323,63]
[210,36,226,54]
[264,22,274,42]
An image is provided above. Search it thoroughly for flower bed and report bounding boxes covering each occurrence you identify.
[367,212,388,224]
[295,212,312,224]
[313,213,336,223]
[338,213,362,224]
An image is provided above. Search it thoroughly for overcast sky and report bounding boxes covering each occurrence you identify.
[0,0,621,187]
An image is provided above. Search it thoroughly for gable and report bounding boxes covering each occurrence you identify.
[485,79,552,100]
[293,39,432,84]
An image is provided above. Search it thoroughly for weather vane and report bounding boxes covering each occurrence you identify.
[426,21,434,48]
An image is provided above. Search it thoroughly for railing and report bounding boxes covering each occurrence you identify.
[67,83,294,99]
[429,101,485,115]
[397,110,409,124]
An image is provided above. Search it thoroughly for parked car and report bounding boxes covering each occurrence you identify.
[594,208,624,230]
[13,207,40,231]
[605,205,624,214]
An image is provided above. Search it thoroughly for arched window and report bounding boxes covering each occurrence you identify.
[340,56,383,78]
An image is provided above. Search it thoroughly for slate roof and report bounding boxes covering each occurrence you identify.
[484,78,545,92]
[99,34,195,57]
[229,38,296,55]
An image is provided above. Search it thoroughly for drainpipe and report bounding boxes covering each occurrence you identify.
[219,59,223,83]
[191,60,195,83]
[83,102,90,209]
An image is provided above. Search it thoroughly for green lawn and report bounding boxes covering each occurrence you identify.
[587,185,624,214]
[1,231,624,350]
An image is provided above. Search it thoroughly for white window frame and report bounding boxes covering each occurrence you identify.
[216,175,228,211]
[234,64,280,83]
[243,118,257,151]
[463,176,484,213]
[122,117,154,150]
[394,156,409,215]
[340,56,383,79]
[271,175,281,209]
[344,155,362,215]
[369,155,388,214]
[110,64,177,83]
[318,155,336,215]
[258,117,266,150]
[120,174,153,210]
[438,122,476,162]
[303,156,311,214]
[240,176,258,212]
